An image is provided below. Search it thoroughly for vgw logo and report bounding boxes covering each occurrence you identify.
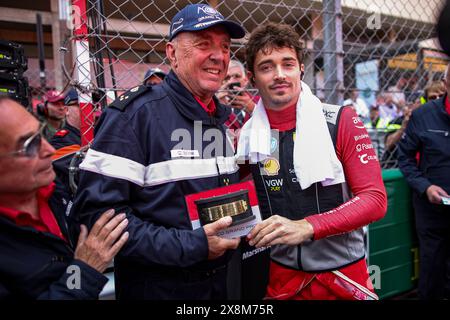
[366,5,381,30]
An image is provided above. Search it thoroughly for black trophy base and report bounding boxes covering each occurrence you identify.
[230,213,256,227]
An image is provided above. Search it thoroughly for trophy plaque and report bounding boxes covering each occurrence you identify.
[194,189,256,227]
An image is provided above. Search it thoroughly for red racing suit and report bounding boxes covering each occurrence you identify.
[248,104,387,300]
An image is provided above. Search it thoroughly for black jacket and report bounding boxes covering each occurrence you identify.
[50,123,82,218]
[0,196,107,300]
[50,123,82,188]
[398,95,450,196]
[71,71,239,299]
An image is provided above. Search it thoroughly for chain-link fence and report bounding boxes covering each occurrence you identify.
[53,0,448,163]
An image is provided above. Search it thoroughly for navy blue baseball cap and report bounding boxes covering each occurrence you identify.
[169,4,245,41]
[64,88,79,106]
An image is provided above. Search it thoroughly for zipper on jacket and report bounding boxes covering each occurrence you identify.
[315,183,321,213]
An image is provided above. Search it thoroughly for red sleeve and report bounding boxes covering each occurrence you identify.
[305,107,387,240]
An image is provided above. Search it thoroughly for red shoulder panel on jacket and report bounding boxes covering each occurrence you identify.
[54,129,69,137]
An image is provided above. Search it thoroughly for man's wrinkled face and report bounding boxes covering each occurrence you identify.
[0,101,55,194]
[47,100,67,120]
[167,25,231,102]
[251,46,302,110]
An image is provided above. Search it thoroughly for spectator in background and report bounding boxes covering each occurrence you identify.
[343,88,369,120]
[381,92,422,168]
[0,97,128,299]
[378,91,400,122]
[39,90,67,141]
[397,65,450,299]
[365,105,389,129]
[422,80,446,104]
[388,78,407,110]
[50,88,82,216]
[374,92,385,107]
[51,88,81,154]
[143,68,166,86]
[217,59,257,128]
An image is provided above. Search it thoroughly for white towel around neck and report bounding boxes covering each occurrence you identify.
[236,81,345,190]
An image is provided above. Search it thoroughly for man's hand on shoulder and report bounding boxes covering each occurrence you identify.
[74,209,129,273]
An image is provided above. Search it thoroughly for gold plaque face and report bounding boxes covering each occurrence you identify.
[195,189,255,226]
[202,199,248,222]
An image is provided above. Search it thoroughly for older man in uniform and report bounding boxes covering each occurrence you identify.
[71,4,246,300]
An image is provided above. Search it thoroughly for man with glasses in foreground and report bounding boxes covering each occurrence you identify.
[0,97,128,299]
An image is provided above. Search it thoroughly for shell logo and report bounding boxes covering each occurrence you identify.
[263,158,281,176]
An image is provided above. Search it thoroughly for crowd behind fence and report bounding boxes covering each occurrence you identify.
[23,0,448,164]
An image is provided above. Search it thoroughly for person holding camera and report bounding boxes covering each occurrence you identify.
[217,60,257,128]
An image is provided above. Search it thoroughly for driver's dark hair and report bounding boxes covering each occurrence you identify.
[245,22,304,76]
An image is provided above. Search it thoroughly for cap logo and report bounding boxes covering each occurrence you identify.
[194,20,222,29]
[171,18,184,34]
[198,5,218,16]
[170,4,244,40]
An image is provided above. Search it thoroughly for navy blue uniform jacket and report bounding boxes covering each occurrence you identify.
[71,71,239,298]
[0,196,107,300]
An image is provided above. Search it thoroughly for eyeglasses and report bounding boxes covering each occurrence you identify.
[428,94,444,100]
[0,123,46,158]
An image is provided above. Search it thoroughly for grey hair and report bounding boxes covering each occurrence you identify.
[170,36,179,47]
[229,59,246,75]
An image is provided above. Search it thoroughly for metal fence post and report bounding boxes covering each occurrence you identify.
[72,0,94,146]
[322,0,344,105]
